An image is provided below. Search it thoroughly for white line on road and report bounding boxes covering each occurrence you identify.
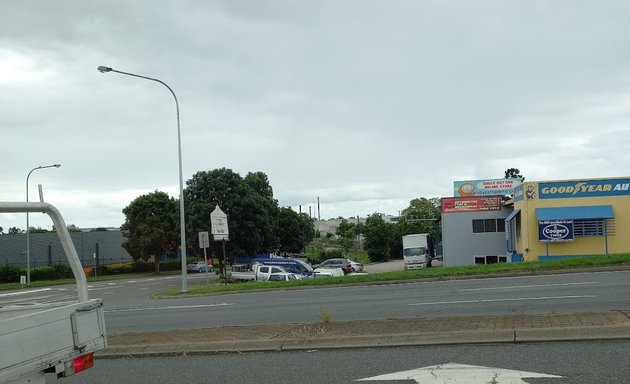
[459,282,600,292]
[88,285,123,291]
[409,295,596,306]
[105,303,234,313]
[0,288,52,298]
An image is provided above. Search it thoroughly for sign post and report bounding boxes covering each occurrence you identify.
[198,231,210,285]
[210,206,229,285]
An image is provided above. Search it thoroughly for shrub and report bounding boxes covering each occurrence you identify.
[131,261,155,273]
[159,260,183,271]
[0,265,23,284]
[30,266,56,281]
[51,264,73,279]
[101,264,134,275]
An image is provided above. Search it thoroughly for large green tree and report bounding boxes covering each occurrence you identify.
[363,213,393,262]
[276,208,315,254]
[121,190,179,273]
[184,168,279,259]
[399,197,441,242]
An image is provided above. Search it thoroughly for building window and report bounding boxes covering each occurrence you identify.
[573,219,615,237]
[474,255,507,264]
[472,219,505,233]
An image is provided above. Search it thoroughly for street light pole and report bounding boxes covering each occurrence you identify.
[97,66,188,292]
[26,164,61,285]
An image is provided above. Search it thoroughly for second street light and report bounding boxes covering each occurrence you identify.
[97,65,188,292]
[26,163,61,286]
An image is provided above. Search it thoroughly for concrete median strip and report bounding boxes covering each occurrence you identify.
[96,310,630,358]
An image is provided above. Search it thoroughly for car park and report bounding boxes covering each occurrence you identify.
[314,258,353,274]
[186,261,214,273]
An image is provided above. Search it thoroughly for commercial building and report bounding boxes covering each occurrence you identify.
[441,196,512,266]
[507,177,630,261]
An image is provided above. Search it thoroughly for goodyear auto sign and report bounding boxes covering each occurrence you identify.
[538,220,574,242]
[539,178,630,199]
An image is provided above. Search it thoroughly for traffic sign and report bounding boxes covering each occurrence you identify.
[210,205,229,241]
[198,231,210,249]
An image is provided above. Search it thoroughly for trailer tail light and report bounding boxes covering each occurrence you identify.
[73,353,94,373]
[60,353,95,377]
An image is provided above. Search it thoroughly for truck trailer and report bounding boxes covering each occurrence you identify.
[0,202,107,384]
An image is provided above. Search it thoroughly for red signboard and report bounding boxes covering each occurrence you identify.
[441,196,502,213]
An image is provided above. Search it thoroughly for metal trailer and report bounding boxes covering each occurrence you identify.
[0,202,107,384]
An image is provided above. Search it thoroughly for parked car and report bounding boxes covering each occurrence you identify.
[268,272,298,282]
[313,258,353,274]
[250,257,315,278]
[347,259,364,272]
[186,261,214,273]
[313,267,345,277]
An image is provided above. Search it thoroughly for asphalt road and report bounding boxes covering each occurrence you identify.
[55,340,630,383]
[4,269,630,333]
[109,269,630,332]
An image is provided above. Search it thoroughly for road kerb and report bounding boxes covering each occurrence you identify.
[95,325,630,358]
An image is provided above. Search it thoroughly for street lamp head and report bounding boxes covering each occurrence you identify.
[97,66,113,73]
[53,164,61,168]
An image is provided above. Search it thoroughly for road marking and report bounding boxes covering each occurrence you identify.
[0,288,52,298]
[359,363,561,382]
[105,303,234,313]
[88,285,123,291]
[460,281,599,291]
[409,295,595,306]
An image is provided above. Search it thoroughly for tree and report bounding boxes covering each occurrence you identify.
[184,168,279,260]
[336,219,359,256]
[399,198,441,241]
[336,219,355,239]
[362,213,393,262]
[8,227,22,234]
[121,190,179,273]
[276,208,314,254]
[504,168,524,181]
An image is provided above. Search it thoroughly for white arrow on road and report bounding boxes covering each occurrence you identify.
[358,363,561,383]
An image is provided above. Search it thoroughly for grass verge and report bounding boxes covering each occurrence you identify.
[155,253,630,297]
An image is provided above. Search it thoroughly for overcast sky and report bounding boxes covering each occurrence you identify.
[2,1,630,231]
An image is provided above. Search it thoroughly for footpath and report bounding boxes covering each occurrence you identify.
[99,310,630,357]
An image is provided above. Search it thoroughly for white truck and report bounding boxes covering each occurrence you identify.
[0,202,107,384]
[402,233,433,270]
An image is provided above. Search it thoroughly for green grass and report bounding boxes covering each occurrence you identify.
[155,253,630,297]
